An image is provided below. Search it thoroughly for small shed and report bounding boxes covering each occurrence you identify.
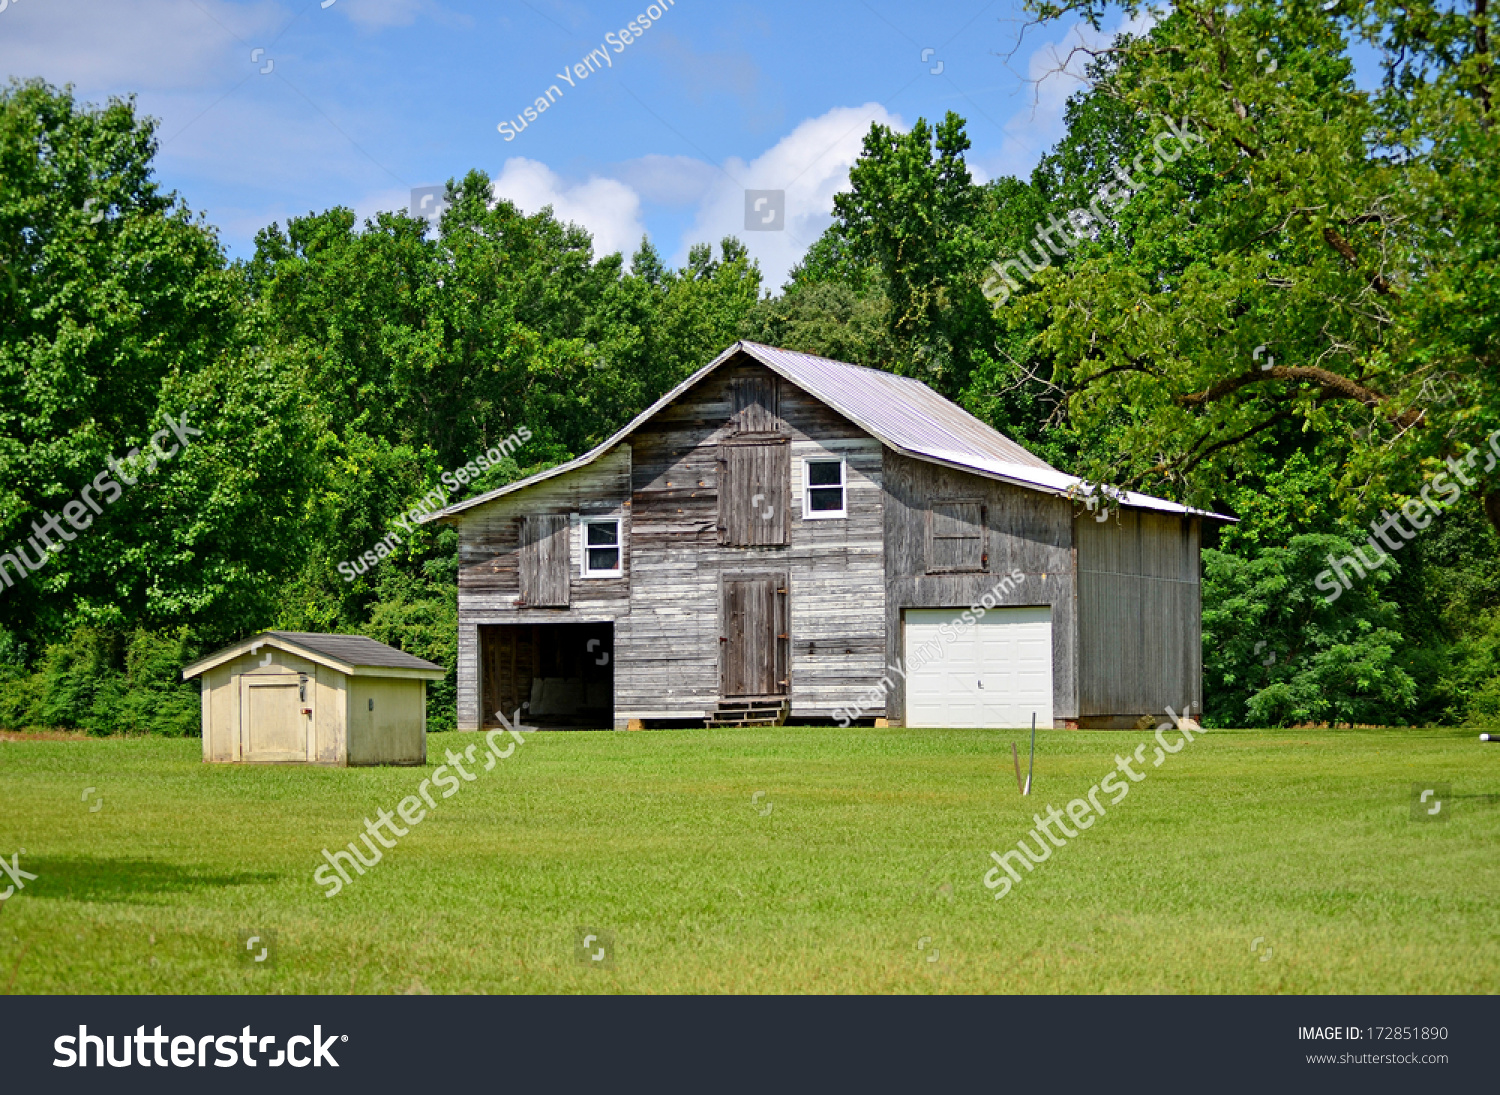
[182,631,446,765]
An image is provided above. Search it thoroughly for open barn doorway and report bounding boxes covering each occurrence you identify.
[479,622,614,729]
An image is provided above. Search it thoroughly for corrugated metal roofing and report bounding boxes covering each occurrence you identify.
[421,341,1231,521]
[744,343,1055,471]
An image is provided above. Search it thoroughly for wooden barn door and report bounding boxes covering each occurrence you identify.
[721,574,787,697]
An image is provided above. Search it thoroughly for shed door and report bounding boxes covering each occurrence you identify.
[722,576,787,697]
[903,607,1052,728]
[240,673,309,762]
[519,514,570,606]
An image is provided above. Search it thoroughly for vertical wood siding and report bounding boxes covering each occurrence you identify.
[717,440,790,546]
[518,514,571,606]
[1075,509,1202,723]
[881,452,1080,726]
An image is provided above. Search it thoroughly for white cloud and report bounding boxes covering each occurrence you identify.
[490,158,647,261]
[0,0,282,91]
[678,102,904,290]
[976,10,1157,181]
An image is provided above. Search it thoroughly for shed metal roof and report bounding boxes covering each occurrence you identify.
[420,341,1231,522]
[183,631,445,680]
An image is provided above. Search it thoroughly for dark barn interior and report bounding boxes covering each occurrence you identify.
[479,622,614,728]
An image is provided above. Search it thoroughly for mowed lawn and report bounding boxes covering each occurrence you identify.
[0,725,1496,994]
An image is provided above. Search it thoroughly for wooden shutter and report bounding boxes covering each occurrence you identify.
[928,501,986,572]
[518,514,570,606]
[718,440,789,546]
[731,375,780,434]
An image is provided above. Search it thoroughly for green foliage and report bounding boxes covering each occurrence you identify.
[739,280,895,370]
[1017,1,1500,525]
[0,626,200,735]
[0,80,317,653]
[1202,536,1417,727]
[833,113,990,398]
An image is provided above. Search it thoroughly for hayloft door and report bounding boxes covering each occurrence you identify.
[721,574,788,697]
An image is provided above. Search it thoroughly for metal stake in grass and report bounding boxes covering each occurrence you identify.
[1023,712,1036,796]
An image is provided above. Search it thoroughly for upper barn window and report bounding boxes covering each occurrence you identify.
[581,517,623,578]
[802,457,846,519]
[927,500,987,572]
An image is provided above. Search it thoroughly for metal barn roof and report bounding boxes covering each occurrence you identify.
[420,341,1230,522]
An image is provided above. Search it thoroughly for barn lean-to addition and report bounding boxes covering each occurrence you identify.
[423,342,1226,732]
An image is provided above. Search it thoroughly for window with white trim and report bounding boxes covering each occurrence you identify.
[803,457,847,519]
[581,517,623,577]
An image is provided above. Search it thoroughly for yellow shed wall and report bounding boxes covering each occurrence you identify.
[345,676,427,766]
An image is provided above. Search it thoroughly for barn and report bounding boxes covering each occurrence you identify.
[182,631,445,764]
[422,342,1227,731]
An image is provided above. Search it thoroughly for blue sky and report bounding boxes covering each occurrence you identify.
[1,0,1148,288]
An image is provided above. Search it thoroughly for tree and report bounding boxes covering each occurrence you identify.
[0,80,315,652]
[1016,1,1500,534]
[833,113,991,398]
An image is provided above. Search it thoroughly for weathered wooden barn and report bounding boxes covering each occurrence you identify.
[183,631,445,764]
[424,342,1225,731]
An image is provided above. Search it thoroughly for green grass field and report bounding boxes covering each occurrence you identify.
[0,725,1495,994]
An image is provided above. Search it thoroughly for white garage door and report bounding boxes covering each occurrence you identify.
[904,606,1053,729]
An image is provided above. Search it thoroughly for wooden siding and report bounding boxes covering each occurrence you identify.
[730,374,781,434]
[619,361,886,721]
[882,452,1079,726]
[718,440,790,546]
[928,499,986,572]
[453,446,632,730]
[450,358,887,727]
[1075,509,1202,724]
[447,353,1204,730]
[721,573,788,696]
